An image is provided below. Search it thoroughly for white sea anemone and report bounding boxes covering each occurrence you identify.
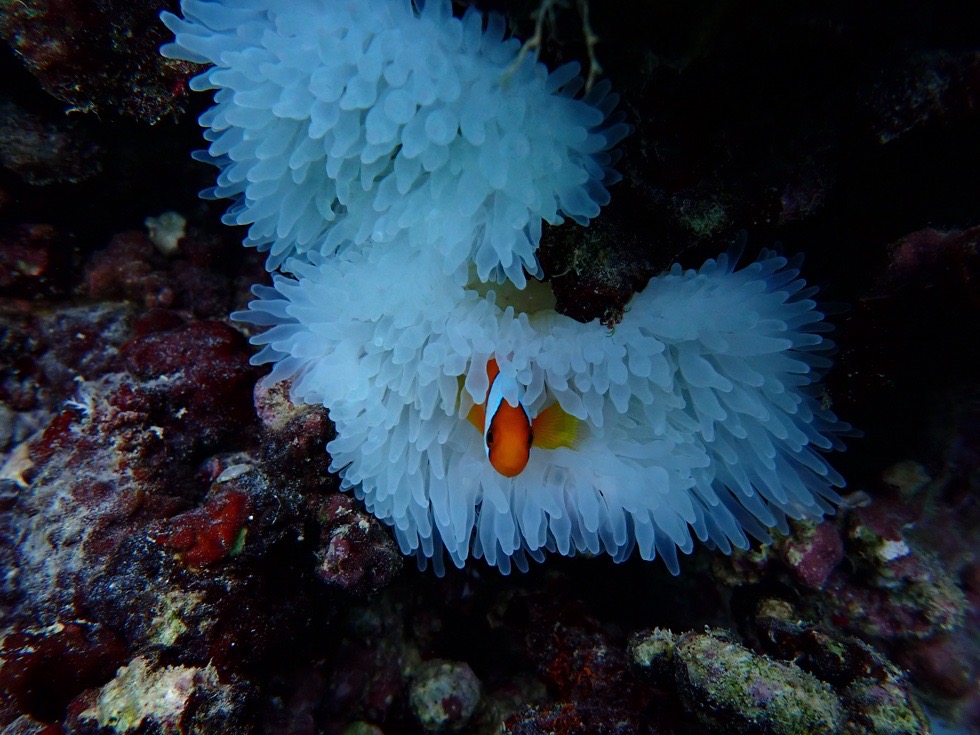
[161,0,626,285]
[234,246,847,574]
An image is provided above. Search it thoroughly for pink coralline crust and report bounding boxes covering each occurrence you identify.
[888,228,953,275]
[779,521,844,590]
[827,224,979,424]
[321,609,412,725]
[506,702,643,735]
[252,380,301,434]
[120,319,261,452]
[884,226,980,307]
[898,633,974,698]
[252,380,334,472]
[262,662,328,735]
[122,315,236,378]
[85,231,177,309]
[82,463,324,672]
[502,591,648,724]
[83,230,238,317]
[0,302,135,424]
[1,291,408,732]
[316,495,403,595]
[816,500,966,639]
[0,224,75,300]
[0,622,127,726]
[824,557,966,640]
[712,519,843,590]
[10,314,260,623]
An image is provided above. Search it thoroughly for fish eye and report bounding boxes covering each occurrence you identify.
[485,429,494,445]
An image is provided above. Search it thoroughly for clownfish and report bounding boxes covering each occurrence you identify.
[466,358,585,477]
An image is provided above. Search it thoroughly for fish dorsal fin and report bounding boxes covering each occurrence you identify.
[532,402,586,451]
[486,357,500,386]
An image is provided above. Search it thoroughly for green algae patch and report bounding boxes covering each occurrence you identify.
[147,590,205,648]
[627,627,677,688]
[674,629,845,735]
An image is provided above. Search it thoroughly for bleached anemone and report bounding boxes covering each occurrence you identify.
[235,245,847,574]
[161,0,626,284]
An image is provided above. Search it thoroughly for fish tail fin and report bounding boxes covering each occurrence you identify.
[532,402,586,451]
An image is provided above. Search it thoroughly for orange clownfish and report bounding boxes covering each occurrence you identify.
[467,358,585,477]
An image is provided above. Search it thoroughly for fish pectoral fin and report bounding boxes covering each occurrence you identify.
[532,402,586,451]
[467,402,486,432]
